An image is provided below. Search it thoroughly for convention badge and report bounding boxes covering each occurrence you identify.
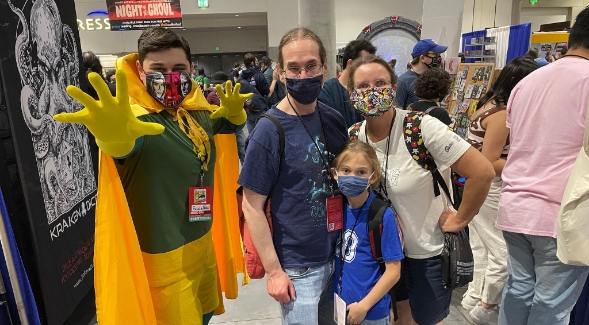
[188,186,213,221]
[334,293,346,325]
[326,195,343,232]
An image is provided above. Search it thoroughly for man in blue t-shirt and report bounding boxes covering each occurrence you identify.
[318,40,376,128]
[396,39,447,109]
[238,28,348,325]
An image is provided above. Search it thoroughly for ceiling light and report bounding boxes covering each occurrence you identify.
[235,14,239,17]
[238,26,241,29]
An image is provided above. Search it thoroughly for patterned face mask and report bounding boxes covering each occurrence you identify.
[350,86,396,117]
[145,71,192,108]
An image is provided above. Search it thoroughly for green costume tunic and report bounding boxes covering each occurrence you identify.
[115,110,240,254]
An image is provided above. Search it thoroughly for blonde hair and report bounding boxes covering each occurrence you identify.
[333,140,382,188]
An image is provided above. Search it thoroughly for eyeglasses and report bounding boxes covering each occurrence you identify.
[285,63,324,78]
[354,79,392,90]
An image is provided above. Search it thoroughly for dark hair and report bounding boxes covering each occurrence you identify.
[477,56,538,109]
[105,69,116,82]
[82,51,103,74]
[234,63,240,68]
[261,56,272,67]
[198,67,205,75]
[569,6,589,50]
[278,27,327,69]
[561,45,568,55]
[342,40,377,69]
[137,27,191,64]
[524,48,539,60]
[82,51,104,99]
[414,68,451,100]
[348,55,398,90]
[410,57,420,66]
[244,53,256,67]
[388,58,397,71]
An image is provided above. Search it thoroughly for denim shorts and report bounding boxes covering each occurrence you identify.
[347,315,390,325]
[395,255,452,325]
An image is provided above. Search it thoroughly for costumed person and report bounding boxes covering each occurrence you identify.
[54,27,251,325]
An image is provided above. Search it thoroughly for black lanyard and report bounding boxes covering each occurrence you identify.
[338,197,369,295]
[563,54,589,61]
[287,96,334,192]
[365,113,396,206]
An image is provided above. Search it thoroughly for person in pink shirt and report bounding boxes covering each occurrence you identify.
[497,6,589,325]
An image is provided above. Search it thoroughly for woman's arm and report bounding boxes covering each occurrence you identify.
[439,147,495,232]
[346,261,401,324]
[480,110,509,175]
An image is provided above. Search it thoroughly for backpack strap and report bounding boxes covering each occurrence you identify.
[425,106,438,114]
[348,121,363,140]
[367,195,400,321]
[238,114,285,199]
[367,197,389,271]
[258,114,285,158]
[402,111,454,205]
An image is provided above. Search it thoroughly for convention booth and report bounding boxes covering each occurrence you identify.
[461,22,532,68]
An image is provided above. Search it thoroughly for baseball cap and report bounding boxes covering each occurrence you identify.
[412,39,448,58]
[211,71,229,84]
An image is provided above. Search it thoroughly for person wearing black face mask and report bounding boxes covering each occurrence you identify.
[396,39,447,109]
[238,27,348,325]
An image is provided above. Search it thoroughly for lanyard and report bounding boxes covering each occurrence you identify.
[338,197,369,295]
[286,97,334,193]
[365,113,396,206]
[563,54,589,61]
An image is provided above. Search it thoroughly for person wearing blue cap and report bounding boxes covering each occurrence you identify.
[396,39,447,109]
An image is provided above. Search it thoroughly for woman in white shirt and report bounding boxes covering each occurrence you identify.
[347,55,495,325]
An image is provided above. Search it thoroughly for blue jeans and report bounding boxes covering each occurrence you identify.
[235,129,246,164]
[280,260,335,325]
[499,231,589,325]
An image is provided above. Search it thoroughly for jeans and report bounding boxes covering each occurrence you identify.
[280,260,335,325]
[499,231,589,325]
[464,177,507,305]
[235,129,246,164]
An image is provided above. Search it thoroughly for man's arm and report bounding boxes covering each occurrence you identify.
[242,188,296,303]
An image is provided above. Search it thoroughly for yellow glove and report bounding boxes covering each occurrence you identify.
[54,69,164,157]
[210,81,252,125]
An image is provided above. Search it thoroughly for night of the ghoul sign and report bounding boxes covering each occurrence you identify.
[106,0,183,30]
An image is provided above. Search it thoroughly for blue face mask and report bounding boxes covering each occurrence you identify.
[337,172,373,198]
[285,74,323,105]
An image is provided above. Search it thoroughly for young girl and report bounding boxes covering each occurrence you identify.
[332,140,404,325]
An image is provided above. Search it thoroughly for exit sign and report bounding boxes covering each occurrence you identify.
[530,0,538,3]
[215,46,220,51]
[198,0,208,8]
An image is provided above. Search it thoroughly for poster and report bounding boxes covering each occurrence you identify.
[448,63,496,139]
[444,57,460,75]
[106,0,183,31]
[0,0,97,323]
[531,43,554,61]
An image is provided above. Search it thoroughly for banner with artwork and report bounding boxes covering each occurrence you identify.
[0,0,97,324]
[106,0,183,31]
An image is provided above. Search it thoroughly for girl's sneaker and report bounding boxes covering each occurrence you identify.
[469,304,499,325]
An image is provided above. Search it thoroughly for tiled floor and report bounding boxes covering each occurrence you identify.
[210,275,474,325]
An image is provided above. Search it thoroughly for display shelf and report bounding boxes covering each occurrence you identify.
[465,42,497,46]
[465,55,497,59]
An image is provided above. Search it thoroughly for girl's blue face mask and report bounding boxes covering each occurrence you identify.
[336,171,374,198]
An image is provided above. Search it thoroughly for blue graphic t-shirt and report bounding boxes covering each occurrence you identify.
[335,191,404,320]
[238,103,348,268]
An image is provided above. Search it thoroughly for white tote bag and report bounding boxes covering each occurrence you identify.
[556,97,589,266]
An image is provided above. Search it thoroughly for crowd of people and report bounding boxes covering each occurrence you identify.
[64,5,589,325]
